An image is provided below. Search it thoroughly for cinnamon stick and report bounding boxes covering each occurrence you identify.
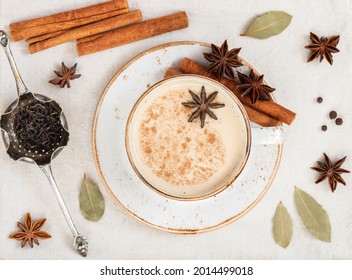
[10,0,129,41]
[26,30,69,45]
[164,68,280,127]
[25,7,130,45]
[77,11,189,56]
[28,10,143,54]
[241,106,281,127]
[179,58,296,125]
[164,67,183,78]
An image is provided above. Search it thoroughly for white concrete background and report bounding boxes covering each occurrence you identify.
[0,0,351,259]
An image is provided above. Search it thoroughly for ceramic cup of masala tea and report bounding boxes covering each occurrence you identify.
[125,75,283,201]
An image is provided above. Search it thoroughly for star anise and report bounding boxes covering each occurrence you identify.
[305,32,340,65]
[9,213,52,248]
[49,62,81,88]
[182,86,225,128]
[237,70,275,104]
[311,153,350,192]
[203,40,242,79]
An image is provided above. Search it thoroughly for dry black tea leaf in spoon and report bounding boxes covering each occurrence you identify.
[13,100,63,153]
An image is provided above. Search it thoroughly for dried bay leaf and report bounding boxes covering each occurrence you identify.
[79,174,105,222]
[272,202,293,248]
[241,11,292,39]
[294,187,331,242]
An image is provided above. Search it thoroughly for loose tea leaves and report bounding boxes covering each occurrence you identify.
[79,174,105,221]
[13,101,63,152]
[294,187,331,242]
[241,11,292,39]
[272,202,293,248]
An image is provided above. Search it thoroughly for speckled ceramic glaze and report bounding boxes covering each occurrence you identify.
[92,42,283,233]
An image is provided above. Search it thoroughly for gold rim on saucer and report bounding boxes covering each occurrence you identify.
[92,41,283,234]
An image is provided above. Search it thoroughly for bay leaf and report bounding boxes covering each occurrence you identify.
[294,187,331,242]
[79,174,105,222]
[272,202,293,248]
[241,11,292,39]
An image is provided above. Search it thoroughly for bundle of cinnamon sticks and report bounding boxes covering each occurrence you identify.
[9,0,188,56]
[165,58,296,127]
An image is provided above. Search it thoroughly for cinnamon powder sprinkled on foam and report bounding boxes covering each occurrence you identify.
[139,90,225,186]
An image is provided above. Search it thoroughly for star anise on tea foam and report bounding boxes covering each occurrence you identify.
[49,62,81,88]
[305,32,340,65]
[237,69,275,104]
[182,86,225,128]
[311,153,350,192]
[9,213,51,248]
[203,40,243,79]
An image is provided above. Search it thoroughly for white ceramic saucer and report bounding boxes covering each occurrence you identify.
[92,41,282,233]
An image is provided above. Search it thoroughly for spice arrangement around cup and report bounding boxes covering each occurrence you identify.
[0,0,350,257]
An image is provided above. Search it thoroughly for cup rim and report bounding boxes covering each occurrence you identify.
[125,74,252,201]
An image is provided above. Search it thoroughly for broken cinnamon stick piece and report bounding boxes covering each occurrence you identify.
[28,10,143,54]
[243,106,281,127]
[10,0,129,41]
[164,68,280,127]
[164,67,183,78]
[179,58,296,125]
[77,11,189,56]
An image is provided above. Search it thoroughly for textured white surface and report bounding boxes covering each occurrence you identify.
[0,0,351,259]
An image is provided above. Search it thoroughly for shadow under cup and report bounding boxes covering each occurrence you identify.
[125,75,251,201]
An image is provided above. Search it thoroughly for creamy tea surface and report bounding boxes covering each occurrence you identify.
[139,89,225,186]
[127,78,249,199]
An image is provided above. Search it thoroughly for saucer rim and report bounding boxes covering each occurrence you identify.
[92,41,283,234]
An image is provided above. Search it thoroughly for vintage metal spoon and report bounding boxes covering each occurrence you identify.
[0,30,88,257]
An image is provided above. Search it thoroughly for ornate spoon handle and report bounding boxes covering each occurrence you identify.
[41,164,88,257]
[0,30,88,257]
